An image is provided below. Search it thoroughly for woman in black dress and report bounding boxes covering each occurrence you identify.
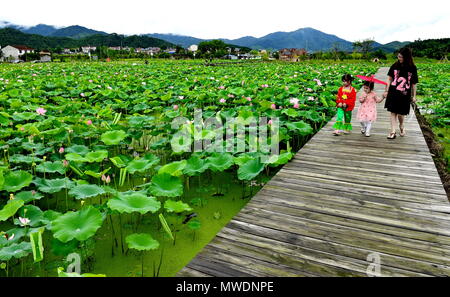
[383,47,418,139]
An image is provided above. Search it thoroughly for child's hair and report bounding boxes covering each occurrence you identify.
[363,81,375,91]
[341,74,353,82]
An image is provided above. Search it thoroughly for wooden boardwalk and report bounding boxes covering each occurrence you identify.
[177,67,450,277]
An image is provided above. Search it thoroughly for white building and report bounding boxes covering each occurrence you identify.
[81,46,97,54]
[188,44,198,52]
[1,45,35,61]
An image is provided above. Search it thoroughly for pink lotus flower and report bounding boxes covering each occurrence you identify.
[306,88,313,92]
[36,108,47,115]
[313,79,323,86]
[80,93,85,97]
[178,96,184,100]
[89,80,93,83]
[246,97,252,101]
[105,175,111,184]
[228,94,235,98]
[173,105,179,110]
[218,86,225,90]
[293,103,300,109]
[59,147,65,154]
[285,86,289,91]
[32,73,37,77]
[86,120,93,125]
[262,84,269,88]
[308,96,315,101]
[18,217,31,226]
[271,104,276,110]
[268,120,273,125]
[20,127,25,131]
[219,98,226,103]
[102,174,107,182]
[63,160,69,167]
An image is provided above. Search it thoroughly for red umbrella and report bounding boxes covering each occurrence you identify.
[356,75,387,85]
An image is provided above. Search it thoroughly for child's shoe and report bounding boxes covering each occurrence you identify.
[333,130,341,136]
[343,130,350,134]
[365,131,371,137]
[361,128,366,134]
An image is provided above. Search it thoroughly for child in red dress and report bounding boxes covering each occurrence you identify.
[333,74,357,136]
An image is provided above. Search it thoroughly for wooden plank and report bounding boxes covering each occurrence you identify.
[177,267,212,277]
[252,190,450,236]
[276,170,446,196]
[291,153,441,175]
[218,225,450,276]
[244,200,450,253]
[290,158,442,181]
[269,173,448,205]
[262,183,450,219]
[206,237,365,277]
[264,183,450,214]
[233,209,450,266]
[281,165,444,191]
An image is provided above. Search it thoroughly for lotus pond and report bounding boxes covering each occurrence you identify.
[0,60,378,277]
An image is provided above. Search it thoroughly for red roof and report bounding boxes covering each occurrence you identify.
[12,45,35,50]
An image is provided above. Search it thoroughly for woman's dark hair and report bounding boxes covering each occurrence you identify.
[363,81,374,91]
[341,74,353,82]
[397,47,415,67]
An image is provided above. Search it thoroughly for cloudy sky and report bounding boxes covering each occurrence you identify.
[0,0,448,43]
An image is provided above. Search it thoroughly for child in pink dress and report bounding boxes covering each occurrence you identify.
[357,81,384,137]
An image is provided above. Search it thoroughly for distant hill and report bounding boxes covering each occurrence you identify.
[1,22,107,39]
[0,28,175,50]
[148,28,355,52]
[146,33,204,48]
[374,41,411,53]
[226,28,354,51]
[22,24,58,36]
[50,25,107,39]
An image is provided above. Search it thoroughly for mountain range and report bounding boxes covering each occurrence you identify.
[0,21,409,52]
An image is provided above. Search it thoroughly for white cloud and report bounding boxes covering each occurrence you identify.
[0,0,447,43]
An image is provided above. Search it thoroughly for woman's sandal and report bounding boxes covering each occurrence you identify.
[399,126,406,137]
[387,132,396,139]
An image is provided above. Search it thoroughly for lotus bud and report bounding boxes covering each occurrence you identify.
[106,176,111,184]
[9,194,14,200]
[81,200,85,206]
[101,174,107,182]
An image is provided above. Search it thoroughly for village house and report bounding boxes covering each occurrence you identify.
[39,51,52,62]
[188,44,198,52]
[164,48,177,54]
[81,46,97,54]
[135,47,161,55]
[1,45,35,61]
[279,48,307,62]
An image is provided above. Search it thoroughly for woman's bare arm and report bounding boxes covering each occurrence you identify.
[411,84,417,103]
[383,76,392,98]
